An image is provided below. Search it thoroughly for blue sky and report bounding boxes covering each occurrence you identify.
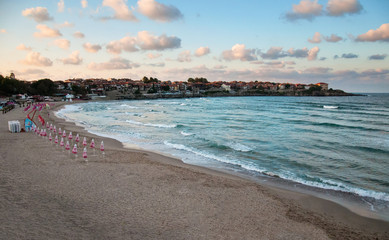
[0,0,388,92]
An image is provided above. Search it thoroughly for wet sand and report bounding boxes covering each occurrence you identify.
[1,103,388,239]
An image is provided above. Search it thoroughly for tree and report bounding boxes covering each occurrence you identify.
[188,77,208,83]
[30,79,57,96]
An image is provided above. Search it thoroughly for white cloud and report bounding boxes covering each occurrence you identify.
[34,24,62,38]
[14,69,46,77]
[308,32,321,43]
[81,0,88,8]
[326,0,363,16]
[22,7,53,22]
[1,29,7,34]
[285,0,323,21]
[58,0,65,12]
[356,23,389,42]
[73,31,85,38]
[307,46,320,60]
[260,47,287,59]
[107,36,138,54]
[102,0,138,21]
[288,47,309,58]
[195,46,210,57]
[324,34,343,42]
[147,53,162,59]
[58,21,74,28]
[54,38,70,49]
[16,44,32,51]
[22,52,53,66]
[222,44,257,61]
[107,31,181,54]
[83,42,102,53]
[61,51,83,65]
[137,0,183,22]
[88,57,139,70]
[177,50,191,62]
[137,31,181,51]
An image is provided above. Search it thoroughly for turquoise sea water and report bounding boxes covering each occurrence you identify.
[56,94,389,211]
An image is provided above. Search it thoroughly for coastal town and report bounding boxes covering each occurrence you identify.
[1,73,352,104]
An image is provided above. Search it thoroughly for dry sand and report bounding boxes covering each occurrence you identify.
[1,103,388,240]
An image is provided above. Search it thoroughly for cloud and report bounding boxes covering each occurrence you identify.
[54,38,70,49]
[195,46,210,57]
[324,34,343,42]
[368,54,387,60]
[148,62,165,67]
[137,0,183,22]
[223,44,257,61]
[326,0,363,16]
[34,24,62,38]
[22,52,53,66]
[147,53,162,59]
[308,32,321,43]
[14,69,46,77]
[1,29,7,34]
[260,47,287,59]
[81,0,88,8]
[356,23,389,42]
[61,51,83,65]
[102,0,138,21]
[22,7,53,22]
[334,53,358,59]
[73,31,85,38]
[288,47,309,58]
[88,57,139,70]
[58,21,74,28]
[177,50,191,62]
[16,44,32,51]
[107,36,138,54]
[58,0,65,12]
[308,46,320,60]
[83,42,102,53]
[285,0,323,21]
[137,31,181,51]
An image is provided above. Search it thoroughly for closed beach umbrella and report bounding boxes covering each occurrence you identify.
[60,137,64,147]
[55,135,58,144]
[65,141,70,150]
[82,137,87,147]
[49,133,52,141]
[75,134,80,143]
[83,147,87,160]
[72,144,78,154]
[90,139,95,148]
[53,126,57,133]
[58,127,62,135]
[68,132,73,140]
[62,130,66,138]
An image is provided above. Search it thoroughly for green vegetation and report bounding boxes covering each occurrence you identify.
[187,77,208,83]
[0,75,57,96]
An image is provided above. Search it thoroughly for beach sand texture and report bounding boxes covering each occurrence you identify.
[1,104,388,240]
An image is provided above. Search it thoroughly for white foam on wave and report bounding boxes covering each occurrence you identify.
[126,119,176,128]
[180,131,194,136]
[225,142,253,152]
[323,105,338,109]
[120,104,139,109]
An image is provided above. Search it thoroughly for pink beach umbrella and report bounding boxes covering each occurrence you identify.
[49,133,52,141]
[72,144,78,159]
[82,137,87,147]
[43,129,47,137]
[53,126,57,133]
[55,135,58,144]
[58,127,62,135]
[46,122,49,129]
[60,137,64,147]
[65,140,70,150]
[62,130,66,138]
[40,129,44,136]
[50,124,53,131]
[68,132,73,140]
[82,147,87,160]
[75,134,80,143]
[90,139,95,148]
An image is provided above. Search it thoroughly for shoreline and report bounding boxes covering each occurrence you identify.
[55,99,389,222]
[1,102,388,239]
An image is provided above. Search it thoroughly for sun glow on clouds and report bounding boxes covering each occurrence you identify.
[34,24,62,38]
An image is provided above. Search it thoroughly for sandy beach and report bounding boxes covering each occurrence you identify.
[1,103,388,240]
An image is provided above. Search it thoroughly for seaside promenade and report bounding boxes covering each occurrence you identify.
[1,104,388,239]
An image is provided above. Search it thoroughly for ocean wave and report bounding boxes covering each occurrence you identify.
[225,142,253,152]
[120,104,139,109]
[180,131,194,136]
[126,120,176,128]
[323,105,339,109]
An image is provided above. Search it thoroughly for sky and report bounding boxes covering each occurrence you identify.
[0,0,388,92]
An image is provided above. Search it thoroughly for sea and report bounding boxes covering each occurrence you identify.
[55,94,389,219]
